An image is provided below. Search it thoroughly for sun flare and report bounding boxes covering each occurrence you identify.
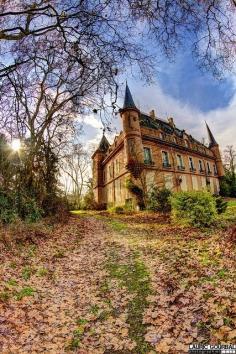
[11,139,21,152]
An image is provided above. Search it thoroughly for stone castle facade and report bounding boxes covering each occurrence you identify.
[92,84,224,207]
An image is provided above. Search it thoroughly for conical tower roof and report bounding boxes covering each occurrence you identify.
[97,134,110,153]
[123,83,137,109]
[205,122,218,147]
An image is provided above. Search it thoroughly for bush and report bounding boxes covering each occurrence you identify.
[213,195,228,214]
[125,178,145,209]
[0,188,42,224]
[147,187,172,213]
[171,191,217,227]
[0,191,17,224]
[108,206,125,214]
[16,194,42,222]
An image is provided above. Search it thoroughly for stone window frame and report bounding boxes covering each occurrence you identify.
[143,146,153,164]
[176,153,184,168]
[162,150,171,167]
[206,161,212,174]
[198,159,204,172]
[189,156,195,171]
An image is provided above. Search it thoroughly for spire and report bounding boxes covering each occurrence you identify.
[205,122,218,147]
[97,134,110,153]
[123,83,136,110]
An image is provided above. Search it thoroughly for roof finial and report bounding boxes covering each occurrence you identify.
[123,82,136,110]
[205,121,218,147]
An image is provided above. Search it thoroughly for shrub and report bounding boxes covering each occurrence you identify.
[213,195,228,214]
[108,206,125,214]
[0,188,43,224]
[125,178,145,209]
[147,187,172,213]
[17,195,42,222]
[171,191,217,227]
[0,191,17,224]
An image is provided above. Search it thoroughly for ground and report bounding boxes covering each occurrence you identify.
[0,202,236,353]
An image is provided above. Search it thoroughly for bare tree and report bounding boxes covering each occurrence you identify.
[0,0,236,81]
[224,145,236,176]
[62,144,91,208]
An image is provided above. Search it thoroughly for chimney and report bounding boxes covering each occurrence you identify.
[149,109,155,119]
[168,117,175,127]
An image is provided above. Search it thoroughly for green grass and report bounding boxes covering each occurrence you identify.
[53,249,65,258]
[22,266,32,280]
[106,249,152,354]
[0,291,10,301]
[15,286,36,300]
[36,267,48,277]
[70,210,87,215]
[6,279,18,286]
[108,220,127,232]
[227,200,236,207]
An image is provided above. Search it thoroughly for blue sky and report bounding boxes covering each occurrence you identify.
[81,47,236,152]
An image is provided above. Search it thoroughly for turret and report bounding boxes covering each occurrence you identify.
[119,84,143,166]
[92,134,109,204]
[205,122,224,177]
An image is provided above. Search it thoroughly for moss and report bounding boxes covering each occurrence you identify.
[106,249,153,353]
[15,286,36,300]
[108,220,127,232]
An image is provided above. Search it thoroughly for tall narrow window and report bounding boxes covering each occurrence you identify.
[177,154,184,169]
[162,151,170,167]
[144,147,152,164]
[199,160,204,172]
[189,157,195,171]
[213,164,217,175]
[128,138,135,155]
[207,162,211,174]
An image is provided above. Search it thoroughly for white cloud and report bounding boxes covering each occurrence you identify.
[78,83,235,153]
[133,84,236,150]
[76,114,103,129]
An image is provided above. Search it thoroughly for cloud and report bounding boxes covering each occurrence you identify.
[77,114,103,130]
[131,83,236,150]
[78,80,235,153]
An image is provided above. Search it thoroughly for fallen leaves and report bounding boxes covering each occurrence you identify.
[0,212,236,353]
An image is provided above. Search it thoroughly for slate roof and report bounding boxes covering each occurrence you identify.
[205,122,218,147]
[97,134,110,152]
[123,83,137,110]
[139,113,184,138]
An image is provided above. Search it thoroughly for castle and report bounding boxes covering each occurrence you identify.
[92,84,224,208]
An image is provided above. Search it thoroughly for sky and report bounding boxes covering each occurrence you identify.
[80,48,236,152]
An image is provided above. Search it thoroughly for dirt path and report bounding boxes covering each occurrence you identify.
[1,213,236,354]
[0,216,152,353]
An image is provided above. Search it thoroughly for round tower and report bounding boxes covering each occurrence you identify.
[120,84,143,167]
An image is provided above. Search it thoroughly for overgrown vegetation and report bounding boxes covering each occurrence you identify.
[0,134,68,223]
[147,187,172,213]
[126,178,145,209]
[171,191,217,227]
